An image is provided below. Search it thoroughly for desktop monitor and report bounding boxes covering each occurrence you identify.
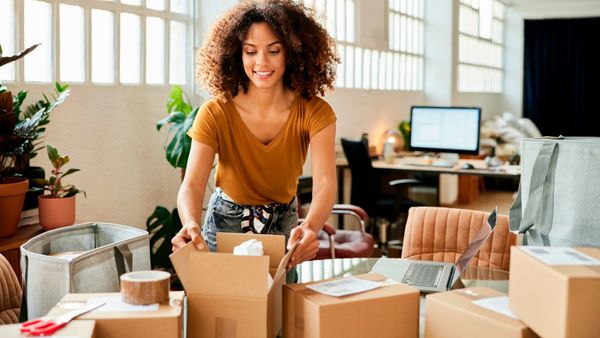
[409,106,481,155]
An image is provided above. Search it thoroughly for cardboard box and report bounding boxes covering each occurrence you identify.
[509,246,600,338]
[0,320,96,338]
[283,273,420,338]
[46,291,184,338]
[425,287,539,338]
[170,233,294,338]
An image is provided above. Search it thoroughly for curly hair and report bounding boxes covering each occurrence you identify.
[196,0,339,100]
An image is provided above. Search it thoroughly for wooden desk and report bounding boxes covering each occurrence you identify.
[0,224,43,283]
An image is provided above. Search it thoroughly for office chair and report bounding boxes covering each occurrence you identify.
[401,207,516,271]
[340,138,423,247]
[0,254,21,324]
[314,204,375,259]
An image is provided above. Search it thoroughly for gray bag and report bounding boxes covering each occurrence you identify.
[20,222,150,319]
[510,136,600,247]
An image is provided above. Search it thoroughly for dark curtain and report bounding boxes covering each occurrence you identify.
[523,17,600,136]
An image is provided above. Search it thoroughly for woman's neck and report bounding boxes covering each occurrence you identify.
[244,83,293,112]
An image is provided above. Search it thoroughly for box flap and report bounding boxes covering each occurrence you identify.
[216,232,285,269]
[169,242,196,291]
[189,250,270,297]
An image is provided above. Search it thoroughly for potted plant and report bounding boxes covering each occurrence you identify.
[32,143,85,230]
[0,44,70,236]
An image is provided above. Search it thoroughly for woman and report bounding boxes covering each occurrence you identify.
[171,0,339,270]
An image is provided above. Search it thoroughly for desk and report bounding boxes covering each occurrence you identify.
[336,156,520,226]
[295,258,509,337]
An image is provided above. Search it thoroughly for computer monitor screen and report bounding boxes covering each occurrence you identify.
[409,106,481,155]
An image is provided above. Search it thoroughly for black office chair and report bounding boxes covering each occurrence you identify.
[341,138,423,248]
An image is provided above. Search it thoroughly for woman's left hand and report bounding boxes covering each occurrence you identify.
[286,224,319,270]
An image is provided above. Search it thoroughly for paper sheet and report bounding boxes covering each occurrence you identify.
[472,296,519,320]
[521,246,600,265]
[306,277,382,297]
[86,296,159,312]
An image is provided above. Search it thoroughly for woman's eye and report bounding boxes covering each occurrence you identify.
[245,51,257,55]
[269,50,280,54]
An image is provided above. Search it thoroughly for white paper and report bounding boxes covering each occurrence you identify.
[233,239,264,256]
[306,277,382,297]
[86,296,159,312]
[472,296,519,320]
[521,246,600,265]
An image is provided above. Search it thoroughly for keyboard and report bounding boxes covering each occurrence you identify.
[402,263,444,287]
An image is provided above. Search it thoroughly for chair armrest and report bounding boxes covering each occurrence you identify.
[330,205,368,234]
[322,223,336,236]
[388,178,422,187]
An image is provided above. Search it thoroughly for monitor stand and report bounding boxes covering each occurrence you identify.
[432,153,459,167]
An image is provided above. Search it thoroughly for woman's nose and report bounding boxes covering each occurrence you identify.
[256,50,267,66]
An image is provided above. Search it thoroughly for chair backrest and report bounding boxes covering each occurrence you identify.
[340,138,379,216]
[401,206,516,271]
[0,254,21,324]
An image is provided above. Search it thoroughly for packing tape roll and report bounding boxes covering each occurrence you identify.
[120,270,171,305]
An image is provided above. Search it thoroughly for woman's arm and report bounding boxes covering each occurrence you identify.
[171,140,216,252]
[288,123,337,266]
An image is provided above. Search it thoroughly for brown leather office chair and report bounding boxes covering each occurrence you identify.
[314,204,375,259]
[0,254,21,324]
[401,207,516,271]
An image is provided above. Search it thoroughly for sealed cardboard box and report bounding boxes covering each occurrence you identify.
[170,233,293,338]
[0,320,96,338]
[283,273,420,338]
[46,291,184,338]
[425,287,538,338]
[509,246,600,338]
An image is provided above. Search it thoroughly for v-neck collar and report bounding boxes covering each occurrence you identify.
[228,94,299,149]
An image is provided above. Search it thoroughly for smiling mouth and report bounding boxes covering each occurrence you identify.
[254,71,274,78]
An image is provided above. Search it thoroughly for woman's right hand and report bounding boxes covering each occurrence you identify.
[171,220,207,252]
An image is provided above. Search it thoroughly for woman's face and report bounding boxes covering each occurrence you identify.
[242,22,286,91]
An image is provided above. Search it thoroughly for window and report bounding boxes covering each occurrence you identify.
[0,0,193,86]
[300,0,424,91]
[458,0,505,93]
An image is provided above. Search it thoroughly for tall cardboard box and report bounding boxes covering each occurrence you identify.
[46,291,184,338]
[283,273,420,338]
[509,246,600,338]
[170,233,293,338]
[425,287,539,338]
[0,320,96,338]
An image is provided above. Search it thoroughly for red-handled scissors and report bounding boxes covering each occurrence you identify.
[20,301,105,336]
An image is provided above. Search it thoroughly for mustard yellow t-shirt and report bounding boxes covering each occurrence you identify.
[187,95,336,205]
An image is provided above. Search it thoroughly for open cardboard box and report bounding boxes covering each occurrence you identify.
[508,246,600,338]
[425,287,539,338]
[283,273,420,338]
[45,291,184,338]
[170,232,295,338]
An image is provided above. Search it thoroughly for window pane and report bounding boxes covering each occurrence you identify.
[479,0,492,39]
[0,0,16,81]
[146,0,165,11]
[146,16,165,84]
[91,9,115,84]
[121,0,142,5]
[120,13,141,84]
[24,0,52,82]
[170,0,188,14]
[346,0,355,43]
[60,4,85,82]
[169,20,187,84]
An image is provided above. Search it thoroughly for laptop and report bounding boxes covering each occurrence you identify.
[371,208,498,293]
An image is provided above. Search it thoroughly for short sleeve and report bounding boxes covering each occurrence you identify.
[308,98,337,138]
[187,100,220,152]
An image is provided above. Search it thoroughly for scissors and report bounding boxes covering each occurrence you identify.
[20,301,105,336]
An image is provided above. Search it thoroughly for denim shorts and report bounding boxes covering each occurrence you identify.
[201,188,299,252]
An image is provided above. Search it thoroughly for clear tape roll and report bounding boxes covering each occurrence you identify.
[120,270,171,305]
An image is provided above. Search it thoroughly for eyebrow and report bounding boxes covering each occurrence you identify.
[243,41,282,47]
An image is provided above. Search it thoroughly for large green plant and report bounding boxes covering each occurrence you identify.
[31,143,85,198]
[147,85,197,271]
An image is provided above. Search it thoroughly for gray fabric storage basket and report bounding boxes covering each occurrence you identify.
[20,222,150,319]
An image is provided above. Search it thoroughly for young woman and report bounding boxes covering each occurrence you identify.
[171,0,339,270]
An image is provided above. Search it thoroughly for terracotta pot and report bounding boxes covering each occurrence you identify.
[38,195,76,230]
[0,177,29,237]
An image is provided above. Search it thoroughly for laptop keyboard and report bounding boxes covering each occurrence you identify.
[402,263,444,287]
